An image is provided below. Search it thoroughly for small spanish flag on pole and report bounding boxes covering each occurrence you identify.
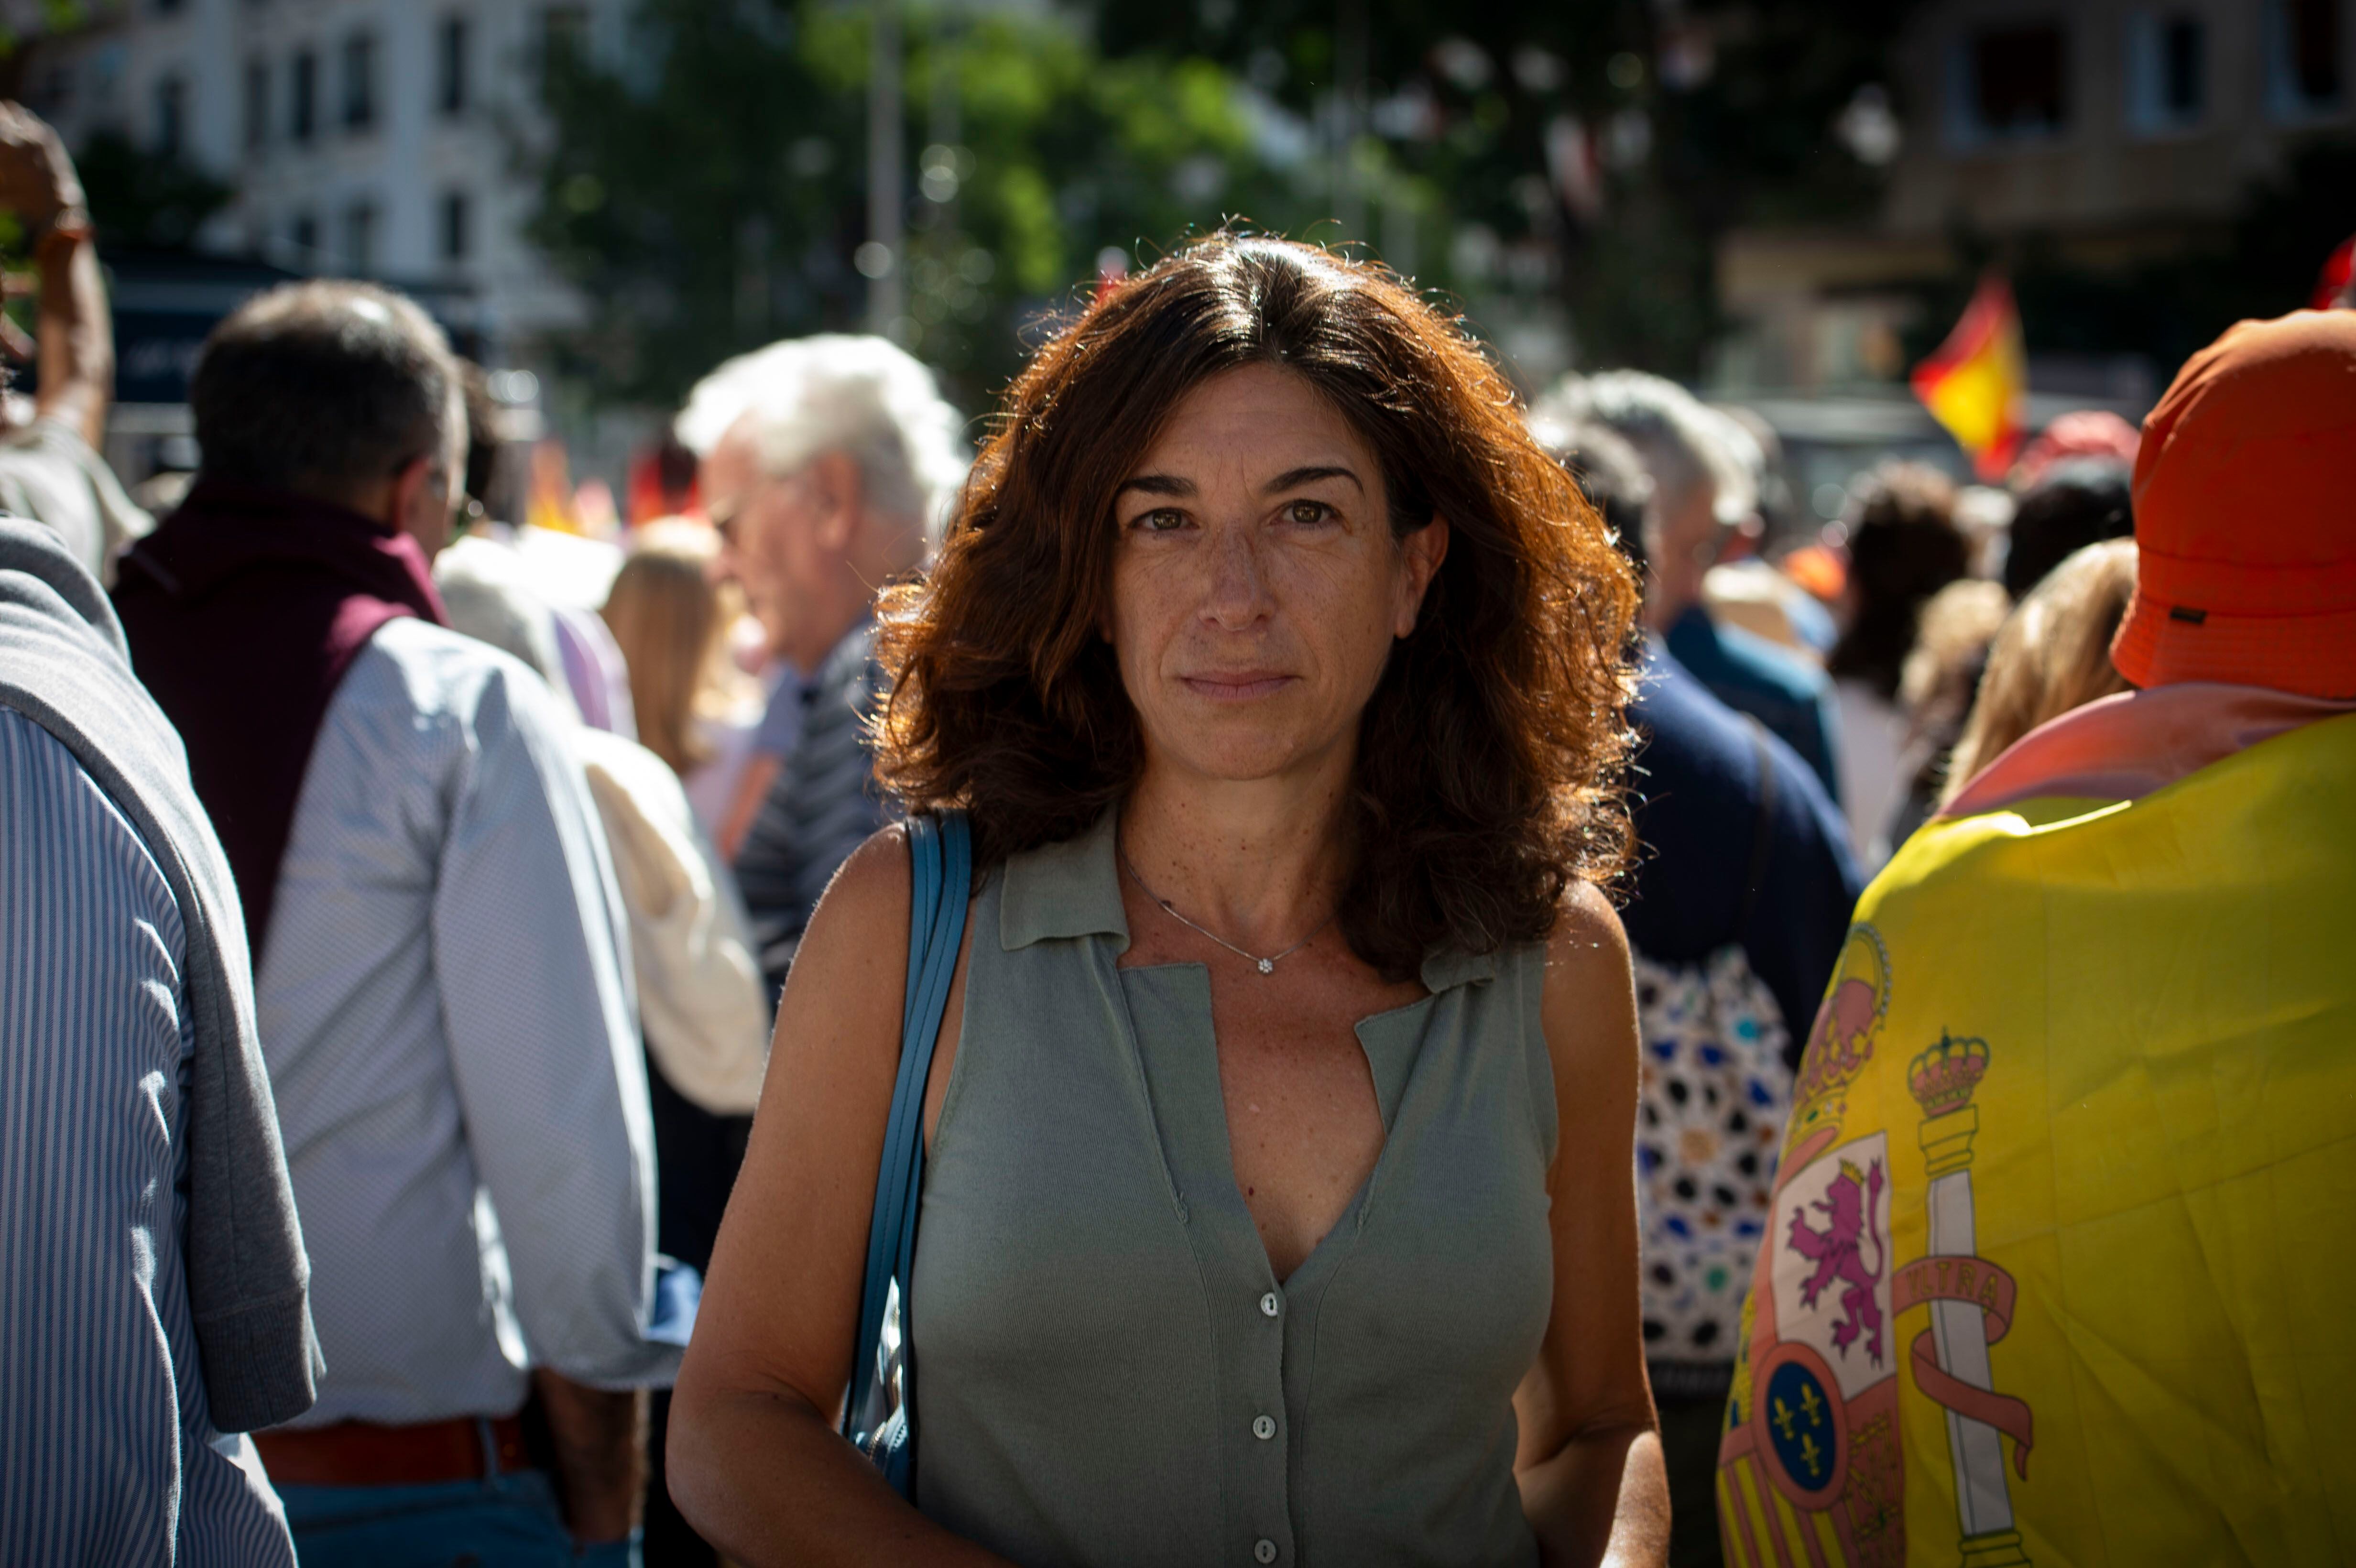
[1911,275,2028,481]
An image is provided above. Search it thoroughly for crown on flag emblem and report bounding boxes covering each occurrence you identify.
[1794,926,1892,1125]
[1908,1032,1990,1118]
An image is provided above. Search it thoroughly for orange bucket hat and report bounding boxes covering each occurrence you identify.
[2113,310,2356,698]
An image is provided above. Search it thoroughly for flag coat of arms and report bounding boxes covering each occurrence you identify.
[1717,711,2356,1567]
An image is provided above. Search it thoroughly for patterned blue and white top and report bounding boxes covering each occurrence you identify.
[0,708,298,1565]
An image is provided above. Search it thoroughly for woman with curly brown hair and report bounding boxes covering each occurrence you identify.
[670,235,1668,1567]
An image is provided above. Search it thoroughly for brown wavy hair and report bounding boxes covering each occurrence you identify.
[875,234,1637,980]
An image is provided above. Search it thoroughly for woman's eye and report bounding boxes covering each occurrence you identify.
[1133,508,1189,534]
[1285,500,1334,526]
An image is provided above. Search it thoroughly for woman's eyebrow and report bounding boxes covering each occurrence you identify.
[1116,473,1194,498]
[1261,465,1363,494]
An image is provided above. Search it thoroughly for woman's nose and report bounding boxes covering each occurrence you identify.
[1200,523,1274,630]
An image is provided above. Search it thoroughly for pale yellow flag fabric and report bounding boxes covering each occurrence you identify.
[1717,713,2356,1567]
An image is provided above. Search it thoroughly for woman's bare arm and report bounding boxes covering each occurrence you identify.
[1514,882,1670,1568]
[665,828,1011,1566]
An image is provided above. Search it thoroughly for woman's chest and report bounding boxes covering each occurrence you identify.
[916,948,1556,1374]
[1202,976,1398,1281]
[909,943,1555,1565]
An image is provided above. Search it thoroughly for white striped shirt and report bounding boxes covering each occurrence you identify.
[0,708,297,1565]
[260,616,677,1426]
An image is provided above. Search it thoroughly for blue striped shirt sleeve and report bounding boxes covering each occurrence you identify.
[0,708,295,1566]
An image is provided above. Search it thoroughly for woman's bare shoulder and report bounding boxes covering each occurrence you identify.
[776,826,915,1040]
[1538,878,1639,1101]
[1543,878,1632,982]
[804,825,914,946]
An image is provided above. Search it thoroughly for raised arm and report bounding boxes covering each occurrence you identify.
[666,828,1009,1566]
[0,103,110,450]
[1515,882,1671,1568]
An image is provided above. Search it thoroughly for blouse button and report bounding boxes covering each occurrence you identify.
[1254,1541,1278,1564]
[1259,1292,1280,1318]
[1252,1414,1276,1440]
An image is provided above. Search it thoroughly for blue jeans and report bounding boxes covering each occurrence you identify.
[278,1468,639,1568]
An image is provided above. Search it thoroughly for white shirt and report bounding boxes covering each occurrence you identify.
[1833,675,1913,873]
[258,616,677,1426]
[0,415,151,583]
[576,727,771,1114]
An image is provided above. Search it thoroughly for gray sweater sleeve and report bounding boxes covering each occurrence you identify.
[0,518,319,1430]
[171,801,324,1432]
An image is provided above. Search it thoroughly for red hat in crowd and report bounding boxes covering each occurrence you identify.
[2012,409,2140,489]
[2113,310,2356,698]
[2313,234,2355,311]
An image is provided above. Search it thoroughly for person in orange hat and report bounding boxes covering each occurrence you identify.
[1715,310,2356,1568]
[2108,309,2356,696]
[1939,307,2356,809]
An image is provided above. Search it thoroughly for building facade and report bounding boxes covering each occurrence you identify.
[22,0,631,365]
[1717,0,2354,395]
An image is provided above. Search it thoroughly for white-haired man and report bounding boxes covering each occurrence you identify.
[1545,370,1843,802]
[676,334,967,996]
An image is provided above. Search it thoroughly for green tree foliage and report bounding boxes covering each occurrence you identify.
[533,0,1285,409]
[1089,0,1916,374]
[534,0,1919,409]
[73,128,232,250]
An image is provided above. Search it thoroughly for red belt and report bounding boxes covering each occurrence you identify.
[253,1414,530,1487]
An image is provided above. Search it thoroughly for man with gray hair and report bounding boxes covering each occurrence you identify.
[114,281,676,1565]
[1543,370,1843,801]
[676,334,966,995]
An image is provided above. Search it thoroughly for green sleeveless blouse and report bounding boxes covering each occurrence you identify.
[911,810,1556,1568]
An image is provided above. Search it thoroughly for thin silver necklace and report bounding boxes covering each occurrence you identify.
[1118,847,1336,975]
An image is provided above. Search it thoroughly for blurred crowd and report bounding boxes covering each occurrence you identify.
[1,96,2350,1568]
[1524,372,2159,1564]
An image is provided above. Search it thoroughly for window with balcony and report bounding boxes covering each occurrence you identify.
[154,73,187,160]
[2266,0,2345,119]
[2127,11,2206,133]
[439,14,471,116]
[441,189,472,264]
[342,30,377,133]
[243,56,270,152]
[290,49,316,144]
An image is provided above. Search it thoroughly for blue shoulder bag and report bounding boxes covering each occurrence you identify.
[843,811,971,1498]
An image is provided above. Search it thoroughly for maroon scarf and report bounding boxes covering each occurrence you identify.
[112,479,447,950]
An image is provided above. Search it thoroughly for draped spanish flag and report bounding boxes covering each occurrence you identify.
[1717,711,2356,1568]
[1912,277,2028,481]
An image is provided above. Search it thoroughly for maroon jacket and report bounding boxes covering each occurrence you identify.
[111,479,446,950]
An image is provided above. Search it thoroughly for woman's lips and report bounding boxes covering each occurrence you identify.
[1179,672,1295,701]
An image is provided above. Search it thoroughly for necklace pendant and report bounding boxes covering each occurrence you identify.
[1257,957,1274,974]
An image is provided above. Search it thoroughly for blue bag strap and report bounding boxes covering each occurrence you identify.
[846,811,971,1486]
